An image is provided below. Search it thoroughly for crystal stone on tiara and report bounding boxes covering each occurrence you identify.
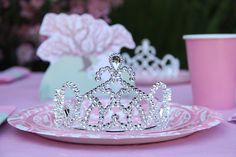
[122,39,180,78]
[53,53,172,132]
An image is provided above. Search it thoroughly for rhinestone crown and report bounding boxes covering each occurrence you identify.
[122,39,180,78]
[53,53,172,132]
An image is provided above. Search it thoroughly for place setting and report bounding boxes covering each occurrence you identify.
[8,53,222,145]
[1,2,236,156]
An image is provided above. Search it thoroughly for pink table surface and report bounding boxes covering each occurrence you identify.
[0,73,236,157]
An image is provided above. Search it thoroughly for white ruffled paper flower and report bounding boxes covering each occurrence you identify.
[37,13,135,63]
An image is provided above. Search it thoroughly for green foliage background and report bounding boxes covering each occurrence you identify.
[110,0,236,68]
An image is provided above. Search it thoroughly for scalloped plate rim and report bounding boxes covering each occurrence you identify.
[7,103,223,144]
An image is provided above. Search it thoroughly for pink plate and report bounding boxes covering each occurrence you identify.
[7,103,222,145]
[136,70,190,86]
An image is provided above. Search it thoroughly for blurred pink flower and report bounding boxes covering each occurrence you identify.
[2,0,10,8]
[88,0,111,21]
[69,0,123,21]
[70,0,86,14]
[20,0,34,19]
[16,43,35,65]
[30,0,45,9]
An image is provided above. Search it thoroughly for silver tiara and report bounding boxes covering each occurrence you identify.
[53,53,172,132]
[122,39,180,78]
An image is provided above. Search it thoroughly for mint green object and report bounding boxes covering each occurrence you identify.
[40,56,100,101]
[0,113,7,125]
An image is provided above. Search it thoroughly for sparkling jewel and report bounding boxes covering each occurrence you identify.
[111,55,121,70]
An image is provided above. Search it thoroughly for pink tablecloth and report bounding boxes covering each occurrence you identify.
[0,73,235,157]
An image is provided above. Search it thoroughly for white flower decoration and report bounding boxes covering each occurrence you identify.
[37,13,135,63]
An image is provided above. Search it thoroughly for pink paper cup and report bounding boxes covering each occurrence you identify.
[183,34,236,109]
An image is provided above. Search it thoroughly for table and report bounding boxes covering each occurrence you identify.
[0,73,236,157]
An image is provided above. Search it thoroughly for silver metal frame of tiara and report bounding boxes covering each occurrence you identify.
[53,53,172,132]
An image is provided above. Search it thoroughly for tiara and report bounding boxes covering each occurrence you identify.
[53,53,172,132]
[122,39,180,78]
